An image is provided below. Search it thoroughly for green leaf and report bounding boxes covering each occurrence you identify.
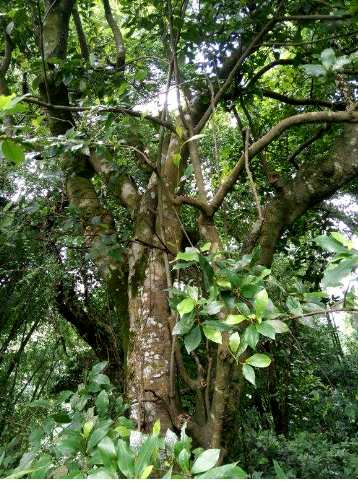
[140,465,153,479]
[195,463,247,479]
[116,439,135,478]
[96,390,109,416]
[177,298,195,317]
[191,449,220,474]
[265,319,289,333]
[286,296,303,317]
[97,436,116,458]
[225,314,245,325]
[87,468,114,479]
[57,431,82,456]
[52,412,72,424]
[2,140,25,164]
[202,325,222,344]
[135,436,161,478]
[83,420,95,439]
[256,321,276,339]
[320,48,336,69]
[229,332,241,353]
[178,448,190,473]
[216,278,231,288]
[172,152,181,166]
[303,64,327,76]
[172,311,195,335]
[242,364,255,386]
[92,373,111,386]
[206,300,223,315]
[314,234,347,253]
[87,420,113,451]
[90,361,108,375]
[135,69,148,81]
[200,242,211,252]
[176,248,199,262]
[273,460,287,479]
[254,289,269,320]
[243,325,259,349]
[330,232,352,249]
[184,326,202,353]
[152,419,161,436]
[245,353,271,368]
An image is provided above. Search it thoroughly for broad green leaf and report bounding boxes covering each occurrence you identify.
[152,419,161,436]
[202,325,222,344]
[286,296,303,317]
[265,319,289,333]
[184,326,202,353]
[254,289,269,320]
[87,420,113,451]
[256,321,276,339]
[83,420,95,439]
[191,448,220,474]
[216,278,231,288]
[245,353,271,368]
[237,302,251,317]
[116,439,135,478]
[96,389,109,415]
[57,431,82,456]
[200,242,211,252]
[178,448,190,473]
[52,412,71,424]
[97,436,116,458]
[225,314,245,325]
[320,47,336,69]
[203,320,232,332]
[242,364,255,386]
[330,232,352,249]
[2,140,25,164]
[140,465,153,479]
[206,300,223,315]
[177,298,195,317]
[243,325,259,349]
[314,234,347,253]
[87,468,114,479]
[172,312,195,335]
[195,463,247,479]
[92,373,111,386]
[135,436,161,478]
[229,332,240,353]
[176,248,199,262]
[303,64,326,76]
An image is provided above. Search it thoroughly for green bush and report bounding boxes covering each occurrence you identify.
[0,362,246,479]
[241,430,358,479]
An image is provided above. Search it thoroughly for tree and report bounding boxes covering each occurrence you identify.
[0,0,357,450]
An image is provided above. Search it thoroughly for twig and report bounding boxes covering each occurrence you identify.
[244,128,263,221]
[23,97,175,131]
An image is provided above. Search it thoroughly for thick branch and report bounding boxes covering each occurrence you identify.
[247,122,358,265]
[102,0,125,69]
[72,3,90,61]
[210,110,358,214]
[0,19,13,75]
[280,14,351,21]
[244,59,297,91]
[257,88,346,110]
[89,148,140,215]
